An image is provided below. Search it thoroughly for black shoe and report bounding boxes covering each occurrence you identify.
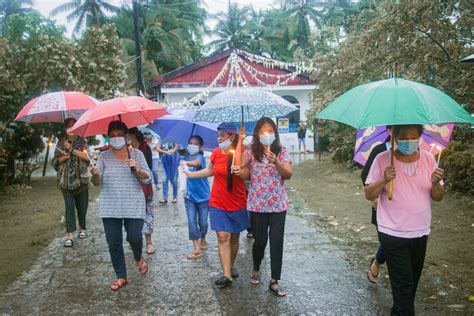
[215,276,233,287]
[231,267,239,279]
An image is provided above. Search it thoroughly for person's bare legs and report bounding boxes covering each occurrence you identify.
[216,231,232,280]
[230,233,240,266]
[145,234,155,254]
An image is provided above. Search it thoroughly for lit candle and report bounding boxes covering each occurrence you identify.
[83,149,95,167]
[229,149,235,168]
[263,132,270,151]
[429,143,435,153]
[436,146,442,167]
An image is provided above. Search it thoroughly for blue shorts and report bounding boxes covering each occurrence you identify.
[298,138,306,145]
[210,207,249,233]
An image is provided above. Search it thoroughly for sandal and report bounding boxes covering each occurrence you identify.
[200,241,208,250]
[110,279,128,291]
[78,231,88,239]
[64,239,73,248]
[171,198,178,203]
[146,243,156,255]
[367,258,379,284]
[250,272,261,285]
[138,257,149,275]
[159,199,167,204]
[186,251,203,260]
[269,280,287,297]
[215,276,233,287]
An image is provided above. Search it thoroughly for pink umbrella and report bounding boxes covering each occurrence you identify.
[15,91,99,123]
[68,96,168,137]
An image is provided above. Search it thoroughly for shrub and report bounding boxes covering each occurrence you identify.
[442,141,474,195]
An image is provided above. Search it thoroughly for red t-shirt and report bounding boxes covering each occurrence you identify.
[209,148,247,211]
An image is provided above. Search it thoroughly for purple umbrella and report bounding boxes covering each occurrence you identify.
[354,124,454,166]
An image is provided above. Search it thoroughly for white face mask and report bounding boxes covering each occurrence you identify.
[187,144,199,155]
[110,137,126,149]
[259,133,276,146]
[218,138,232,151]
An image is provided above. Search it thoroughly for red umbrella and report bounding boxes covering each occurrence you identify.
[68,96,168,137]
[15,91,99,123]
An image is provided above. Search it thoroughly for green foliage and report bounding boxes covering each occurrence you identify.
[309,0,474,190]
[442,140,474,195]
[0,13,127,185]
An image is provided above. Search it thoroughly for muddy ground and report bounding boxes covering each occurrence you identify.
[0,177,98,293]
[288,155,474,313]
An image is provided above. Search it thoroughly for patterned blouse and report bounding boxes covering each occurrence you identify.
[244,146,291,213]
[97,148,151,219]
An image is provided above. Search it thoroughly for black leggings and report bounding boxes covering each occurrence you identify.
[252,211,286,280]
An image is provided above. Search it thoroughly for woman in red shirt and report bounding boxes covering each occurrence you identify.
[185,123,248,288]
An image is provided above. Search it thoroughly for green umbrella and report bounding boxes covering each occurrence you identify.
[315,78,473,199]
[316,78,473,129]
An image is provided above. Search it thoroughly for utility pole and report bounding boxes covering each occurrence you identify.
[132,0,146,96]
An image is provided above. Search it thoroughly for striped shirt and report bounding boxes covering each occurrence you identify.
[98,149,151,219]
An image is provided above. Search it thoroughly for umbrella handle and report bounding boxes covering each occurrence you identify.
[388,180,393,200]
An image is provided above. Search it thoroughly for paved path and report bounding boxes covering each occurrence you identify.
[0,195,391,315]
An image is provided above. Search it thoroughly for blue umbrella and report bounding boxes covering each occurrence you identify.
[194,88,298,123]
[147,108,219,151]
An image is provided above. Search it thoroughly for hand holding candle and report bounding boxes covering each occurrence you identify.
[263,132,270,151]
[436,145,442,167]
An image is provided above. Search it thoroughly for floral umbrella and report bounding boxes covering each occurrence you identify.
[15,91,99,123]
[193,88,298,123]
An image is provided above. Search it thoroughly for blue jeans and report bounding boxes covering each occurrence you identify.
[152,158,159,186]
[184,198,209,240]
[103,218,144,279]
[163,168,178,199]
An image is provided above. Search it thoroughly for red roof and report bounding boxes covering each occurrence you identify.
[151,48,315,89]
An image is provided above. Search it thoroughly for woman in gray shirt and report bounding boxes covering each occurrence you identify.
[91,120,151,291]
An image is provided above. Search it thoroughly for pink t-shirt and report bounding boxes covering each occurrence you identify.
[366,150,439,238]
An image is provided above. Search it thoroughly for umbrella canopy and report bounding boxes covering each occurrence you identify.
[147,108,220,151]
[68,96,168,137]
[15,91,99,123]
[194,88,298,123]
[354,124,454,166]
[460,54,474,63]
[316,78,473,128]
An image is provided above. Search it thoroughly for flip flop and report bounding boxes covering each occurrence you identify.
[146,244,156,254]
[110,279,128,291]
[200,242,208,250]
[78,231,87,239]
[250,273,261,285]
[159,199,167,204]
[367,258,379,284]
[171,198,178,203]
[187,251,203,259]
[269,281,287,297]
[138,257,149,275]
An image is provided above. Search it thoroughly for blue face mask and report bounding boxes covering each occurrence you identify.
[397,139,420,155]
[187,144,199,155]
[218,138,232,151]
[259,133,276,146]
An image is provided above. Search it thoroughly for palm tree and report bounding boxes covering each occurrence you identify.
[0,0,33,37]
[50,0,120,36]
[208,3,251,53]
[283,0,328,55]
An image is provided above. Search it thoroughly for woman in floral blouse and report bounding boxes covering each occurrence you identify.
[233,117,292,297]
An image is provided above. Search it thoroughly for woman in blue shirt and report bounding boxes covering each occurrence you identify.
[182,135,211,259]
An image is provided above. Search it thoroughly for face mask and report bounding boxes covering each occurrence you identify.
[187,144,199,155]
[259,134,276,146]
[397,139,419,155]
[110,137,126,149]
[218,138,232,151]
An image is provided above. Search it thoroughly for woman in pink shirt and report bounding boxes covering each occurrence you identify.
[365,124,445,316]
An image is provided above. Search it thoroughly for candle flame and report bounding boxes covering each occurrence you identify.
[229,149,235,154]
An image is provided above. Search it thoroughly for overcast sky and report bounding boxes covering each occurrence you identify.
[33,0,276,38]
